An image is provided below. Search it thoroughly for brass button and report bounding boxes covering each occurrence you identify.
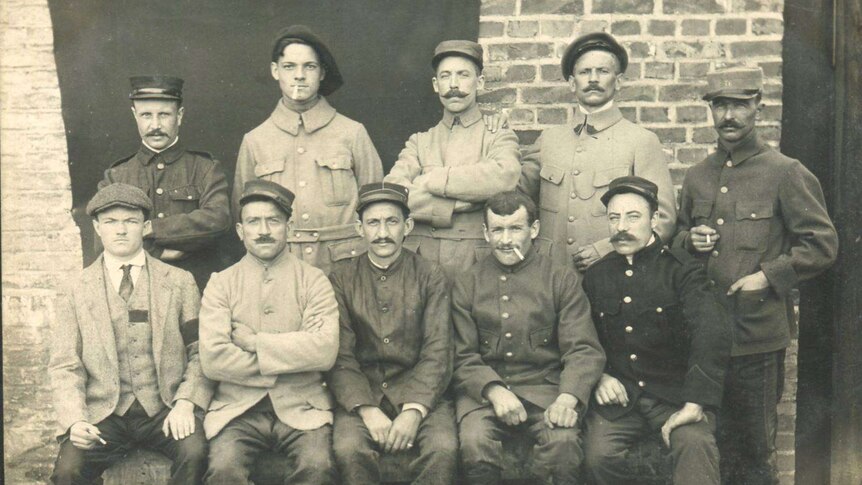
[656,307,663,313]
[501,312,509,319]
[567,238,575,245]
[264,308,273,314]
[312,232,319,237]
[625,326,633,333]
[568,216,575,222]
[638,380,646,388]
[504,332,512,339]
[156,163,165,170]
[625,269,633,277]
[623,296,632,303]
[157,213,165,218]
[725,160,732,167]
[720,186,728,193]
[576,147,584,153]
[383,337,390,344]
[500,275,507,282]
[501,295,509,302]
[156,188,164,195]
[572,169,581,175]
[304,247,313,254]
[350,250,357,255]
[717,218,725,225]
[301,213,310,220]
[297,147,305,154]
[570,192,577,199]
[382,382,388,389]
[630,354,638,361]
[380,276,387,281]
[711,250,720,258]
[505,352,513,357]
[751,213,757,218]
[381,307,389,313]
[299,181,307,188]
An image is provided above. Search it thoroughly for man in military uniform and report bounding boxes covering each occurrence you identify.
[385,40,521,278]
[581,176,731,485]
[101,76,232,290]
[519,32,676,273]
[675,67,838,485]
[233,25,384,274]
[452,191,605,484]
[327,182,457,484]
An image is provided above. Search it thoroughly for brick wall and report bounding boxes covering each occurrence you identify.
[0,0,794,483]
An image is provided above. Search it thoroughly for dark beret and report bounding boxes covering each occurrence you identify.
[561,32,628,79]
[272,25,343,96]
[129,76,184,101]
[601,176,659,207]
[239,180,296,217]
[87,183,153,217]
[356,182,410,215]
[432,40,483,71]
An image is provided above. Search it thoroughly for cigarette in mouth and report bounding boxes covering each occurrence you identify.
[706,234,711,244]
[513,247,525,261]
[292,85,300,99]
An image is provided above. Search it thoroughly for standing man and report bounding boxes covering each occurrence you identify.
[452,191,605,484]
[520,32,676,273]
[234,25,383,274]
[50,183,212,485]
[102,75,232,290]
[676,67,838,484]
[200,180,339,484]
[328,182,457,484]
[581,176,731,485]
[385,40,521,278]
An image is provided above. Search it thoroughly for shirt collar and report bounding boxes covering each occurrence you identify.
[242,245,292,270]
[608,233,664,266]
[272,96,337,135]
[136,138,184,166]
[579,100,615,115]
[490,242,538,274]
[103,248,147,271]
[573,104,623,133]
[716,129,766,167]
[441,104,482,129]
[365,249,406,274]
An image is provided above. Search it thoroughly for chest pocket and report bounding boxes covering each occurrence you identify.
[478,328,500,356]
[168,185,201,213]
[734,201,774,252]
[316,155,355,206]
[691,199,714,226]
[538,164,565,213]
[530,326,555,350]
[589,165,631,215]
[254,157,285,179]
[593,298,623,347]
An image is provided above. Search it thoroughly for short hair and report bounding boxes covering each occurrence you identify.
[483,191,537,226]
[272,38,316,63]
[239,196,291,220]
[433,54,482,76]
[94,205,150,222]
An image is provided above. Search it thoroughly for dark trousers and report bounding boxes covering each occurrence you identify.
[718,350,785,485]
[204,397,336,485]
[51,402,207,485]
[333,398,458,485]
[584,395,719,485]
[459,400,584,485]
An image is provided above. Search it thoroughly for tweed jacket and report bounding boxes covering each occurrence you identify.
[48,254,213,436]
[199,250,339,438]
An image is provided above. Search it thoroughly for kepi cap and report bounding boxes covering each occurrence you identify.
[129,76,184,101]
[703,67,763,101]
[356,182,410,215]
[87,183,153,217]
[600,176,659,208]
[561,32,628,79]
[272,25,343,96]
[432,40,483,71]
[239,180,296,217]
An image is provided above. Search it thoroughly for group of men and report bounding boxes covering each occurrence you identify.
[49,23,838,485]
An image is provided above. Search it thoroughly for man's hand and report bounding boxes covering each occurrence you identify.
[454,201,480,212]
[485,384,527,426]
[727,271,770,296]
[358,406,393,448]
[231,322,257,352]
[661,402,705,447]
[69,421,106,450]
[482,109,510,133]
[573,245,601,271]
[160,249,187,261]
[162,399,196,441]
[384,409,422,453]
[544,393,579,429]
[594,373,630,406]
[688,225,719,253]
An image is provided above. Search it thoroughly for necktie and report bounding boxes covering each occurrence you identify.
[575,114,589,135]
[119,264,134,303]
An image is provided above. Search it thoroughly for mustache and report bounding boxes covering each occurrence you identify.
[718,120,745,129]
[254,235,276,244]
[610,232,637,243]
[372,237,397,245]
[584,85,605,92]
[146,130,168,137]
[443,89,469,99]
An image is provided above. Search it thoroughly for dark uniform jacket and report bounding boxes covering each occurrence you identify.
[101,142,232,289]
[452,246,605,421]
[583,236,731,421]
[675,132,838,356]
[327,250,452,413]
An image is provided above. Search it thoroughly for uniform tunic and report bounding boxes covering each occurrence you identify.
[519,106,677,271]
[102,142,232,289]
[233,97,383,273]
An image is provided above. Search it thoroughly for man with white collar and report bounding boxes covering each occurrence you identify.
[101,76,232,290]
[519,32,676,273]
[50,183,213,485]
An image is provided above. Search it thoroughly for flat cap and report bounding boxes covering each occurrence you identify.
[432,40,483,71]
[272,25,343,96]
[129,76,184,101]
[87,183,153,217]
[356,182,410,215]
[561,32,628,79]
[239,180,296,217]
[601,176,659,207]
[703,67,763,101]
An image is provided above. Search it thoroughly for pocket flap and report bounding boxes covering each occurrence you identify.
[692,199,714,218]
[594,298,622,318]
[478,328,499,350]
[593,166,631,188]
[254,158,285,177]
[539,165,565,185]
[168,185,200,201]
[327,238,365,262]
[735,201,773,220]
[530,326,554,347]
[315,155,352,171]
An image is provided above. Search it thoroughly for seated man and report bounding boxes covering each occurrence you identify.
[452,190,605,484]
[199,180,339,484]
[327,182,457,484]
[581,176,731,485]
[49,183,212,485]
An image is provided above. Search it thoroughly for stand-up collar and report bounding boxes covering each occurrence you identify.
[365,249,406,275]
[242,245,292,270]
[271,96,337,135]
[716,129,767,167]
[573,105,623,133]
[135,139,184,166]
[490,243,539,274]
[442,104,482,129]
[606,233,664,266]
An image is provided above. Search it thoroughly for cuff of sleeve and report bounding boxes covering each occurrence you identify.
[471,374,506,404]
[431,198,456,228]
[402,403,429,419]
[424,167,451,196]
[680,366,724,408]
[558,380,592,408]
[760,257,798,297]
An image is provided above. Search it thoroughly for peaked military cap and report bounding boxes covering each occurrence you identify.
[129,76,184,101]
[87,183,153,217]
[601,176,659,207]
[272,25,344,96]
[356,182,410,215]
[561,32,629,78]
[239,180,296,217]
[703,67,763,101]
[432,40,484,71]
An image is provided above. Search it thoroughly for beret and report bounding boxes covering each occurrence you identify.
[87,183,153,216]
[601,176,659,208]
[129,76,183,101]
[561,32,628,79]
[356,182,410,215]
[272,25,343,96]
[239,180,296,217]
[703,67,763,101]
[432,40,483,71]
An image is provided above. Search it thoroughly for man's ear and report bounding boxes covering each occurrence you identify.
[530,220,541,240]
[270,61,280,81]
[176,106,184,126]
[476,74,485,91]
[482,223,490,243]
[432,76,440,94]
[143,219,152,234]
[235,222,244,242]
[320,65,326,82]
[354,219,363,238]
[404,217,415,237]
[567,75,577,92]
[92,218,102,239]
[651,211,660,230]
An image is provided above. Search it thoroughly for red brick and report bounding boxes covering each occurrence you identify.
[521,86,572,104]
[625,41,652,58]
[593,0,654,14]
[732,0,783,12]
[729,40,782,57]
[521,0,584,14]
[644,62,674,79]
[541,64,566,82]
[623,62,642,80]
[762,83,782,99]
[505,65,536,83]
[477,88,517,104]
[659,83,706,102]
[506,43,553,60]
[617,84,657,102]
[677,147,708,164]
[693,126,718,143]
[677,105,709,123]
[664,0,724,13]
[716,18,747,35]
[483,66,504,83]
[541,20,575,38]
[759,125,781,142]
[761,104,782,121]
[681,19,710,36]
[538,108,568,124]
[641,107,669,122]
[652,127,686,143]
[777,453,795,473]
[611,20,641,36]
[753,18,783,35]
[577,20,609,34]
[509,108,536,124]
[648,20,676,36]
[679,62,711,80]
[480,21,505,38]
[488,44,509,61]
[759,60,782,77]
[507,20,539,38]
[620,107,637,122]
[481,0,516,15]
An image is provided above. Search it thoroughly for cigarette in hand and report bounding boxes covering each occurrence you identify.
[292,85,299,99]
[513,247,525,261]
[706,234,711,244]
[88,429,107,445]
